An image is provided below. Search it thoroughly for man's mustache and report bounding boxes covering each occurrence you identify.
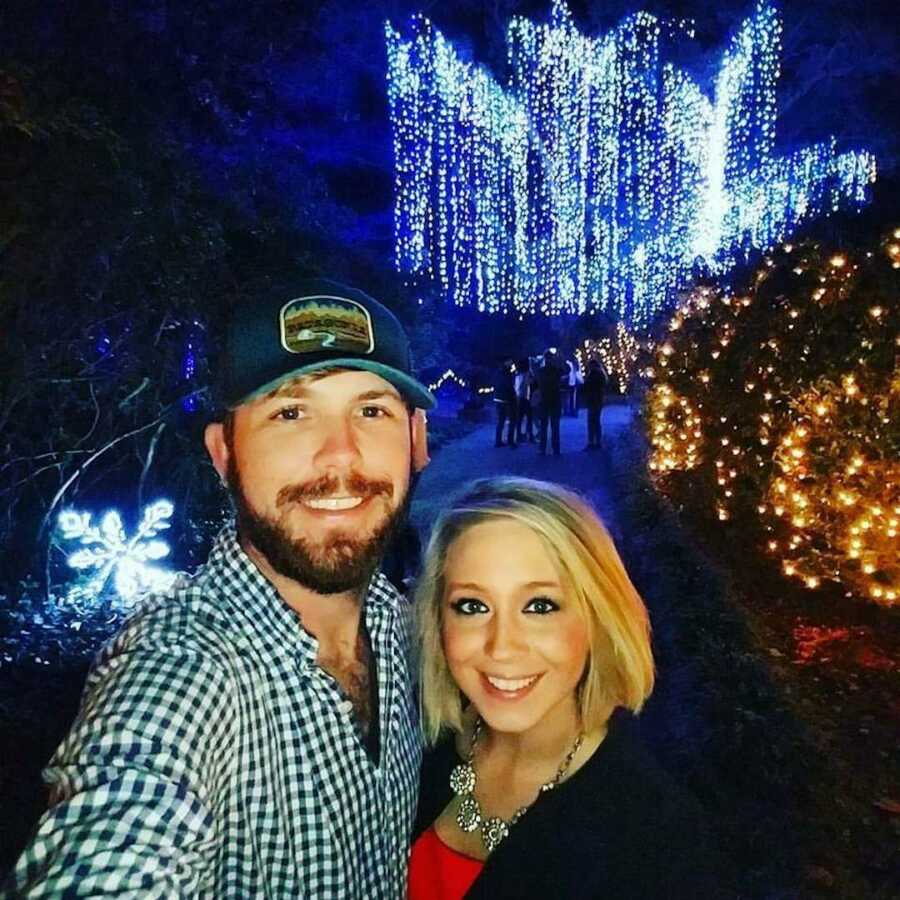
[276,473,393,508]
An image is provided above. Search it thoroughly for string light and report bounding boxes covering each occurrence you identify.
[765,375,898,601]
[428,368,468,392]
[181,321,202,412]
[648,383,704,472]
[386,1,875,325]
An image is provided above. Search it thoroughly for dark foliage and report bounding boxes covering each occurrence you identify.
[603,424,811,896]
[0,59,420,599]
[0,66,234,595]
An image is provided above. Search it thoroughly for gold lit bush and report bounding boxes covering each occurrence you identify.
[644,229,899,605]
[765,368,899,602]
[647,383,704,474]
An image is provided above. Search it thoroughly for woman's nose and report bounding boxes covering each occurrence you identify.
[484,613,527,659]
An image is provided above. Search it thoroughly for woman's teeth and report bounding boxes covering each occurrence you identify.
[303,497,364,511]
[485,674,539,692]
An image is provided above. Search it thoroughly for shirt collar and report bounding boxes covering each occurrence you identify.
[202,522,403,667]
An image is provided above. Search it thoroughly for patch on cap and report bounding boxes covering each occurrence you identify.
[279,295,375,356]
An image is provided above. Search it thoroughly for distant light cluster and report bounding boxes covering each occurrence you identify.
[428,368,468,391]
[386,0,875,325]
[577,323,643,394]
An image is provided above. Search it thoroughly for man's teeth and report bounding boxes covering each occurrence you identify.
[303,497,364,511]
[486,675,539,692]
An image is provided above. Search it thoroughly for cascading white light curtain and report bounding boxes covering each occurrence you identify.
[386,0,875,325]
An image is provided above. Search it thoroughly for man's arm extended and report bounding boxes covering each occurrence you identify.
[5,620,235,898]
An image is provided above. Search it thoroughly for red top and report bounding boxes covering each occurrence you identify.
[408,826,485,900]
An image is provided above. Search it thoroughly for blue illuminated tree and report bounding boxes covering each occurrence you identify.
[386,0,875,325]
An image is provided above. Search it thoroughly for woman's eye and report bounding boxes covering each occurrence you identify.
[524,597,560,615]
[449,598,488,616]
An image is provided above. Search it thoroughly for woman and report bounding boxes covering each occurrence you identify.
[408,477,731,899]
[513,358,535,443]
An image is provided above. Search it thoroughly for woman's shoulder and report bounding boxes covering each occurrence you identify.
[574,713,707,822]
[551,714,737,896]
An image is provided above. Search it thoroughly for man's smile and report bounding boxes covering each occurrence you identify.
[302,496,365,511]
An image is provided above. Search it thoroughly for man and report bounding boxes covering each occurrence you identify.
[8,279,434,898]
[583,357,609,450]
[513,358,535,443]
[536,348,565,456]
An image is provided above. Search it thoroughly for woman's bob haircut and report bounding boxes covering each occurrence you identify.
[415,476,654,744]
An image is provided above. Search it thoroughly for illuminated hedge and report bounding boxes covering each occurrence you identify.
[645,229,899,605]
[766,369,899,601]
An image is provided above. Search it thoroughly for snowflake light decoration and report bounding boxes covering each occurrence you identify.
[57,500,177,605]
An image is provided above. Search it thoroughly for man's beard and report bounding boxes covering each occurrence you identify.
[227,459,410,595]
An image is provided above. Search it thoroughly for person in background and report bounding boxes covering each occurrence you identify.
[582,357,609,451]
[564,357,583,417]
[526,356,543,438]
[7,278,434,898]
[513,359,535,443]
[536,349,564,456]
[408,477,733,899]
[492,358,517,449]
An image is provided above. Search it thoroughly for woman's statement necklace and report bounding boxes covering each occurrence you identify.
[448,717,584,853]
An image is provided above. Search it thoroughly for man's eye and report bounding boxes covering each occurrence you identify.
[449,598,488,616]
[274,406,305,421]
[359,405,390,418]
[524,597,560,615]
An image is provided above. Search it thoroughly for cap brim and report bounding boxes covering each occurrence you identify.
[236,359,437,410]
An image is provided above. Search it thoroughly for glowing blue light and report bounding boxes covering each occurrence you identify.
[57,500,177,605]
[386,0,875,325]
[95,330,112,357]
[181,322,202,413]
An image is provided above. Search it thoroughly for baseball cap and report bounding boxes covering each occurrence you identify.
[222,278,436,410]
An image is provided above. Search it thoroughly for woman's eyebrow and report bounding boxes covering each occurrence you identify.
[445,581,486,592]
[445,580,561,591]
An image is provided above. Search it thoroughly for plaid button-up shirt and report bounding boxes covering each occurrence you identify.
[7,526,421,898]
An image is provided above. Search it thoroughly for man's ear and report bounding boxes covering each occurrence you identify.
[204,422,230,482]
[411,409,430,473]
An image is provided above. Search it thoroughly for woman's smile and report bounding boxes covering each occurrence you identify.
[481,672,543,698]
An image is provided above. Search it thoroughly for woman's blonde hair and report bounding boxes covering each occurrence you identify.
[415,476,654,744]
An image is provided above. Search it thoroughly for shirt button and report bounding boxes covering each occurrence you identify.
[337,700,354,715]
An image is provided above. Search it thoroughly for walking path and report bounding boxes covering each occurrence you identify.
[411,403,635,535]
